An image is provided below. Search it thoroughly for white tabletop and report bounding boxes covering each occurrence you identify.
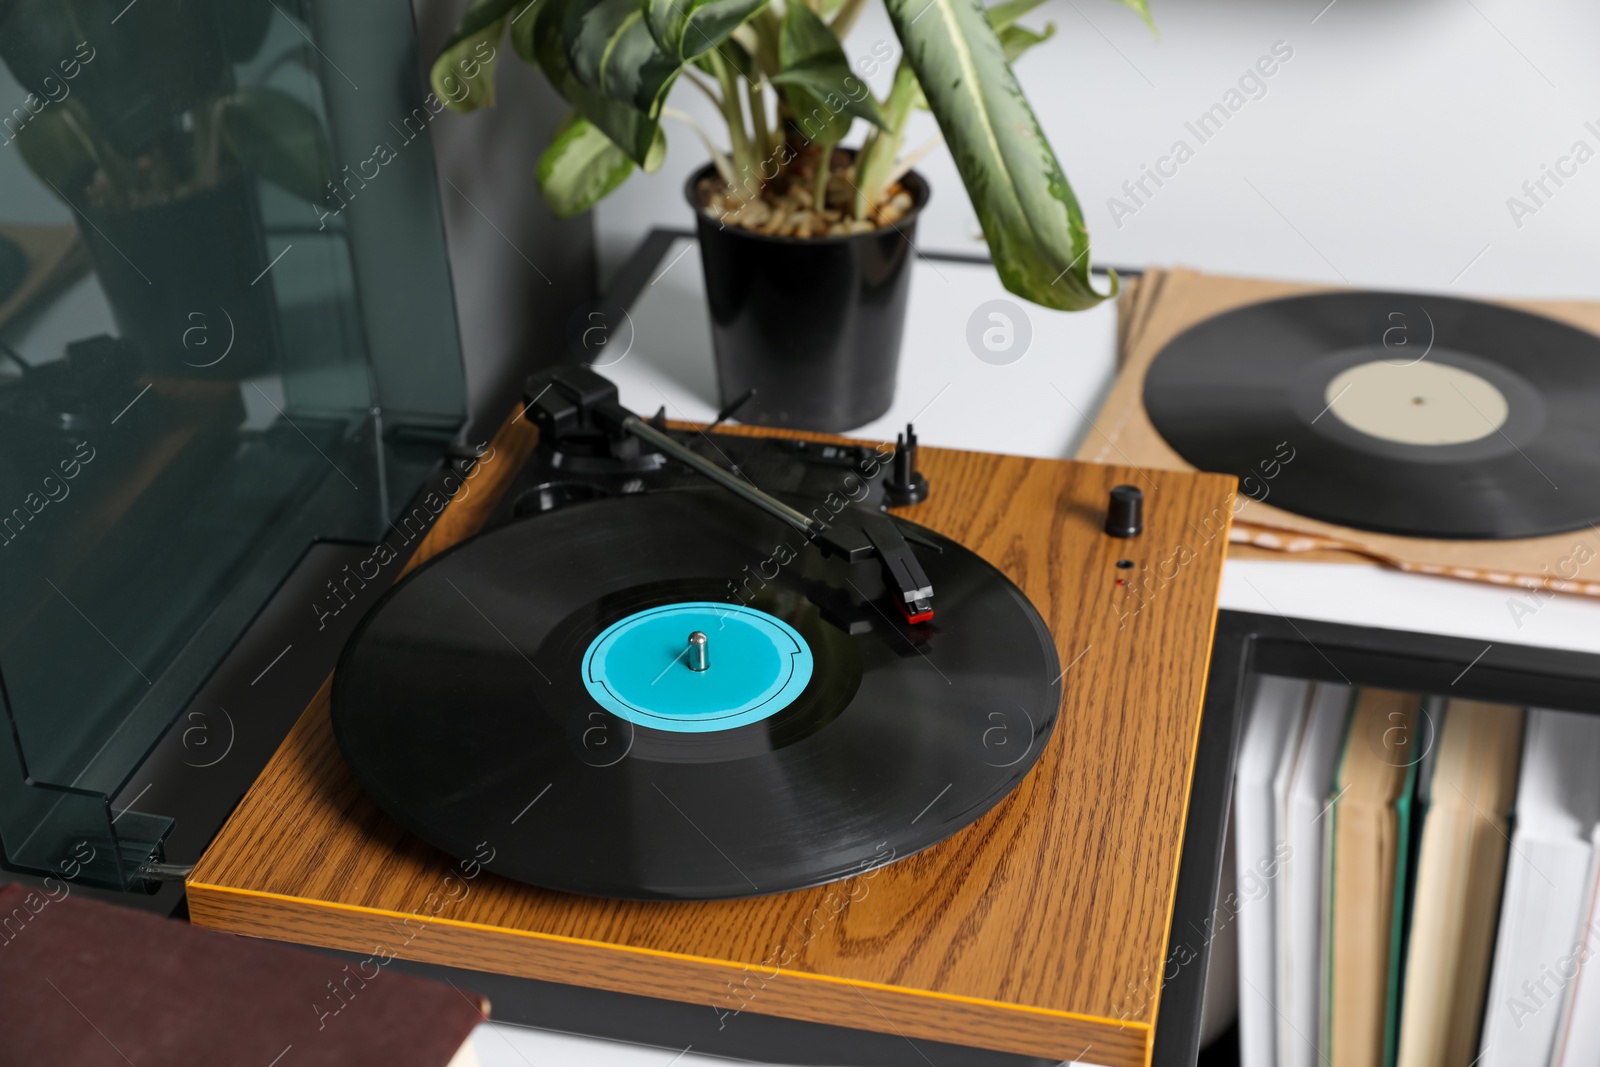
[470,1021,1100,1067]
[471,1022,727,1067]
[599,237,1121,460]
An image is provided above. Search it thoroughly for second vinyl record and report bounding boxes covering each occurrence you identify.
[1144,291,1600,539]
[331,487,1062,900]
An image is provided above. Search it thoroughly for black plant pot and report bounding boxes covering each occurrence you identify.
[78,173,279,381]
[687,163,928,432]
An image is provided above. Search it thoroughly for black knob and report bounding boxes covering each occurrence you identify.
[884,423,930,506]
[1105,484,1143,538]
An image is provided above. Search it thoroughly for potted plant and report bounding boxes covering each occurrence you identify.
[1,0,332,380]
[432,0,1149,429]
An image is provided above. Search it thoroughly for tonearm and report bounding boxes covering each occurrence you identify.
[522,365,936,623]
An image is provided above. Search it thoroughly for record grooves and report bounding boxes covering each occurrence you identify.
[1143,291,1600,540]
[331,486,1061,900]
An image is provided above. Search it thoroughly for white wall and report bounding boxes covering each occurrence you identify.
[595,0,1600,300]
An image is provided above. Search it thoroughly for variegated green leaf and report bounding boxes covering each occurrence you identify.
[987,0,1054,63]
[985,0,1047,31]
[998,21,1053,63]
[645,0,769,61]
[519,0,664,167]
[510,0,542,63]
[770,3,886,136]
[564,0,683,116]
[885,0,1115,310]
[693,33,756,80]
[431,0,525,111]
[537,112,637,216]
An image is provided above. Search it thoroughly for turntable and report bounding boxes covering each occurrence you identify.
[187,365,1236,1066]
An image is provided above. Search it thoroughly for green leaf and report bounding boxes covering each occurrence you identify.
[643,125,668,172]
[985,0,1048,32]
[430,0,525,111]
[771,3,886,138]
[564,0,683,116]
[694,34,757,80]
[537,112,637,216]
[510,0,543,62]
[520,0,664,167]
[998,21,1053,63]
[885,0,1115,310]
[645,0,769,61]
[12,100,97,194]
[218,87,332,204]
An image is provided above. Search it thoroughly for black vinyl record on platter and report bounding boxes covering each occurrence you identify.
[331,487,1061,900]
[1143,291,1600,539]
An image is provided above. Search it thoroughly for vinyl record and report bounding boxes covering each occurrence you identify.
[1143,291,1600,539]
[331,487,1061,900]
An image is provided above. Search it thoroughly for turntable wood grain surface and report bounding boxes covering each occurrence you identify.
[188,413,1235,1067]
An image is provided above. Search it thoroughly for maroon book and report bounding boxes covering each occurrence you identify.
[0,882,487,1066]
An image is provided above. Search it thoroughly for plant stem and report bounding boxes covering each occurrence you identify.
[54,104,121,205]
[662,106,736,185]
[683,67,722,108]
[749,7,782,77]
[707,51,756,198]
[886,131,943,186]
[745,80,771,167]
[813,140,834,210]
[829,0,870,40]
[198,98,226,190]
[852,57,919,219]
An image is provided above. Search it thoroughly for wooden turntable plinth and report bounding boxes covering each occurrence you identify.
[187,416,1234,1067]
